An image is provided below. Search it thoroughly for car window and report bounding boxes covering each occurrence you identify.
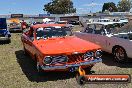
[89,24,95,29]
[84,27,93,33]
[36,27,72,40]
[95,24,102,30]
[84,24,94,33]
[118,34,129,39]
[94,24,104,35]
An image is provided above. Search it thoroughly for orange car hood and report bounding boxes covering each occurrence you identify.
[35,36,101,55]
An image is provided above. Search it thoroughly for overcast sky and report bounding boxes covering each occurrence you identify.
[0,0,120,14]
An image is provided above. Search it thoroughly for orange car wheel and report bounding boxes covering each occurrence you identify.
[23,47,28,56]
[35,57,43,75]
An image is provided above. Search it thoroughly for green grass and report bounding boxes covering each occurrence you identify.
[0,27,132,88]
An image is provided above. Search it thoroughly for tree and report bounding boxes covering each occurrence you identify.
[117,0,132,12]
[44,0,76,14]
[102,2,118,12]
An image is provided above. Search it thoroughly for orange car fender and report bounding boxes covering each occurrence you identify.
[35,52,45,65]
[33,43,45,65]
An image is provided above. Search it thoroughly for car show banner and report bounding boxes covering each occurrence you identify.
[11,14,23,18]
[77,74,131,85]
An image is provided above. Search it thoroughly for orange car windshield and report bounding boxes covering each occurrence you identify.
[36,26,72,40]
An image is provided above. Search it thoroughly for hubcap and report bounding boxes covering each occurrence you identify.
[115,48,125,61]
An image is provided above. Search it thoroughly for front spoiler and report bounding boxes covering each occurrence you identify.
[41,58,102,71]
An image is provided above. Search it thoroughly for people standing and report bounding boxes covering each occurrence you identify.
[21,20,27,31]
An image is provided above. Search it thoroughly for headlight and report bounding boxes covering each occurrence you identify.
[43,56,52,65]
[83,51,94,60]
[95,50,102,58]
[43,55,68,65]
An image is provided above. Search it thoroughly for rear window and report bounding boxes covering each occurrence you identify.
[0,18,7,29]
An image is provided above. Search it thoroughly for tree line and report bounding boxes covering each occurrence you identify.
[43,0,132,14]
[102,0,132,12]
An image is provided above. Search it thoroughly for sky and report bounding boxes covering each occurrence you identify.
[0,0,120,15]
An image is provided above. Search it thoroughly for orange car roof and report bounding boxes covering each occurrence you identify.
[31,24,66,29]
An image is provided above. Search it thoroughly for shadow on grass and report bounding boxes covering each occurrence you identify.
[102,52,132,68]
[0,40,11,44]
[10,31,22,33]
[15,50,75,82]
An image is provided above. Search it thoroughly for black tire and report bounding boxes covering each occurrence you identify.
[35,57,43,75]
[113,46,128,63]
[23,47,28,56]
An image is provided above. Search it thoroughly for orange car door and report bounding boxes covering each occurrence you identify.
[24,29,35,57]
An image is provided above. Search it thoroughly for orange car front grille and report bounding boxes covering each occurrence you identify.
[67,53,84,63]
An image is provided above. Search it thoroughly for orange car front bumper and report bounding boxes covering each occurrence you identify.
[40,58,102,72]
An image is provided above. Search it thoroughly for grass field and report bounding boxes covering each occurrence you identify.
[0,26,132,88]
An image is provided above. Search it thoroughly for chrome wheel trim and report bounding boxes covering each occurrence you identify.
[114,48,125,61]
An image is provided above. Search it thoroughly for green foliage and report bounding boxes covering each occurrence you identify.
[44,0,76,14]
[117,0,132,12]
[102,2,118,12]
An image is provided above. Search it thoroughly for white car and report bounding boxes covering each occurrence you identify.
[75,22,132,62]
[119,18,128,24]
[97,19,111,22]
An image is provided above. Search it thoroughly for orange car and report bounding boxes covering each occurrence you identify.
[21,24,102,75]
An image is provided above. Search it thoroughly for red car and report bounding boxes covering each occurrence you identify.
[21,24,102,75]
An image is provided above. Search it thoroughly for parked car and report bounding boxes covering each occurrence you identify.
[56,21,68,24]
[32,22,44,25]
[97,19,111,22]
[119,18,128,24]
[0,18,11,43]
[9,22,22,32]
[75,22,132,62]
[68,20,80,25]
[21,23,102,75]
[56,21,74,28]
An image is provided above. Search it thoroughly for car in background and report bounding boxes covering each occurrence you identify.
[119,18,128,24]
[56,21,68,24]
[75,22,132,62]
[46,21,56,24]
[97,19,111,22]
[32,22,44,25]
[0,18,11,43]
[68,20,80,25]
[9,22,22,32]
[56,21,74,28]
[21,23,102,75]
